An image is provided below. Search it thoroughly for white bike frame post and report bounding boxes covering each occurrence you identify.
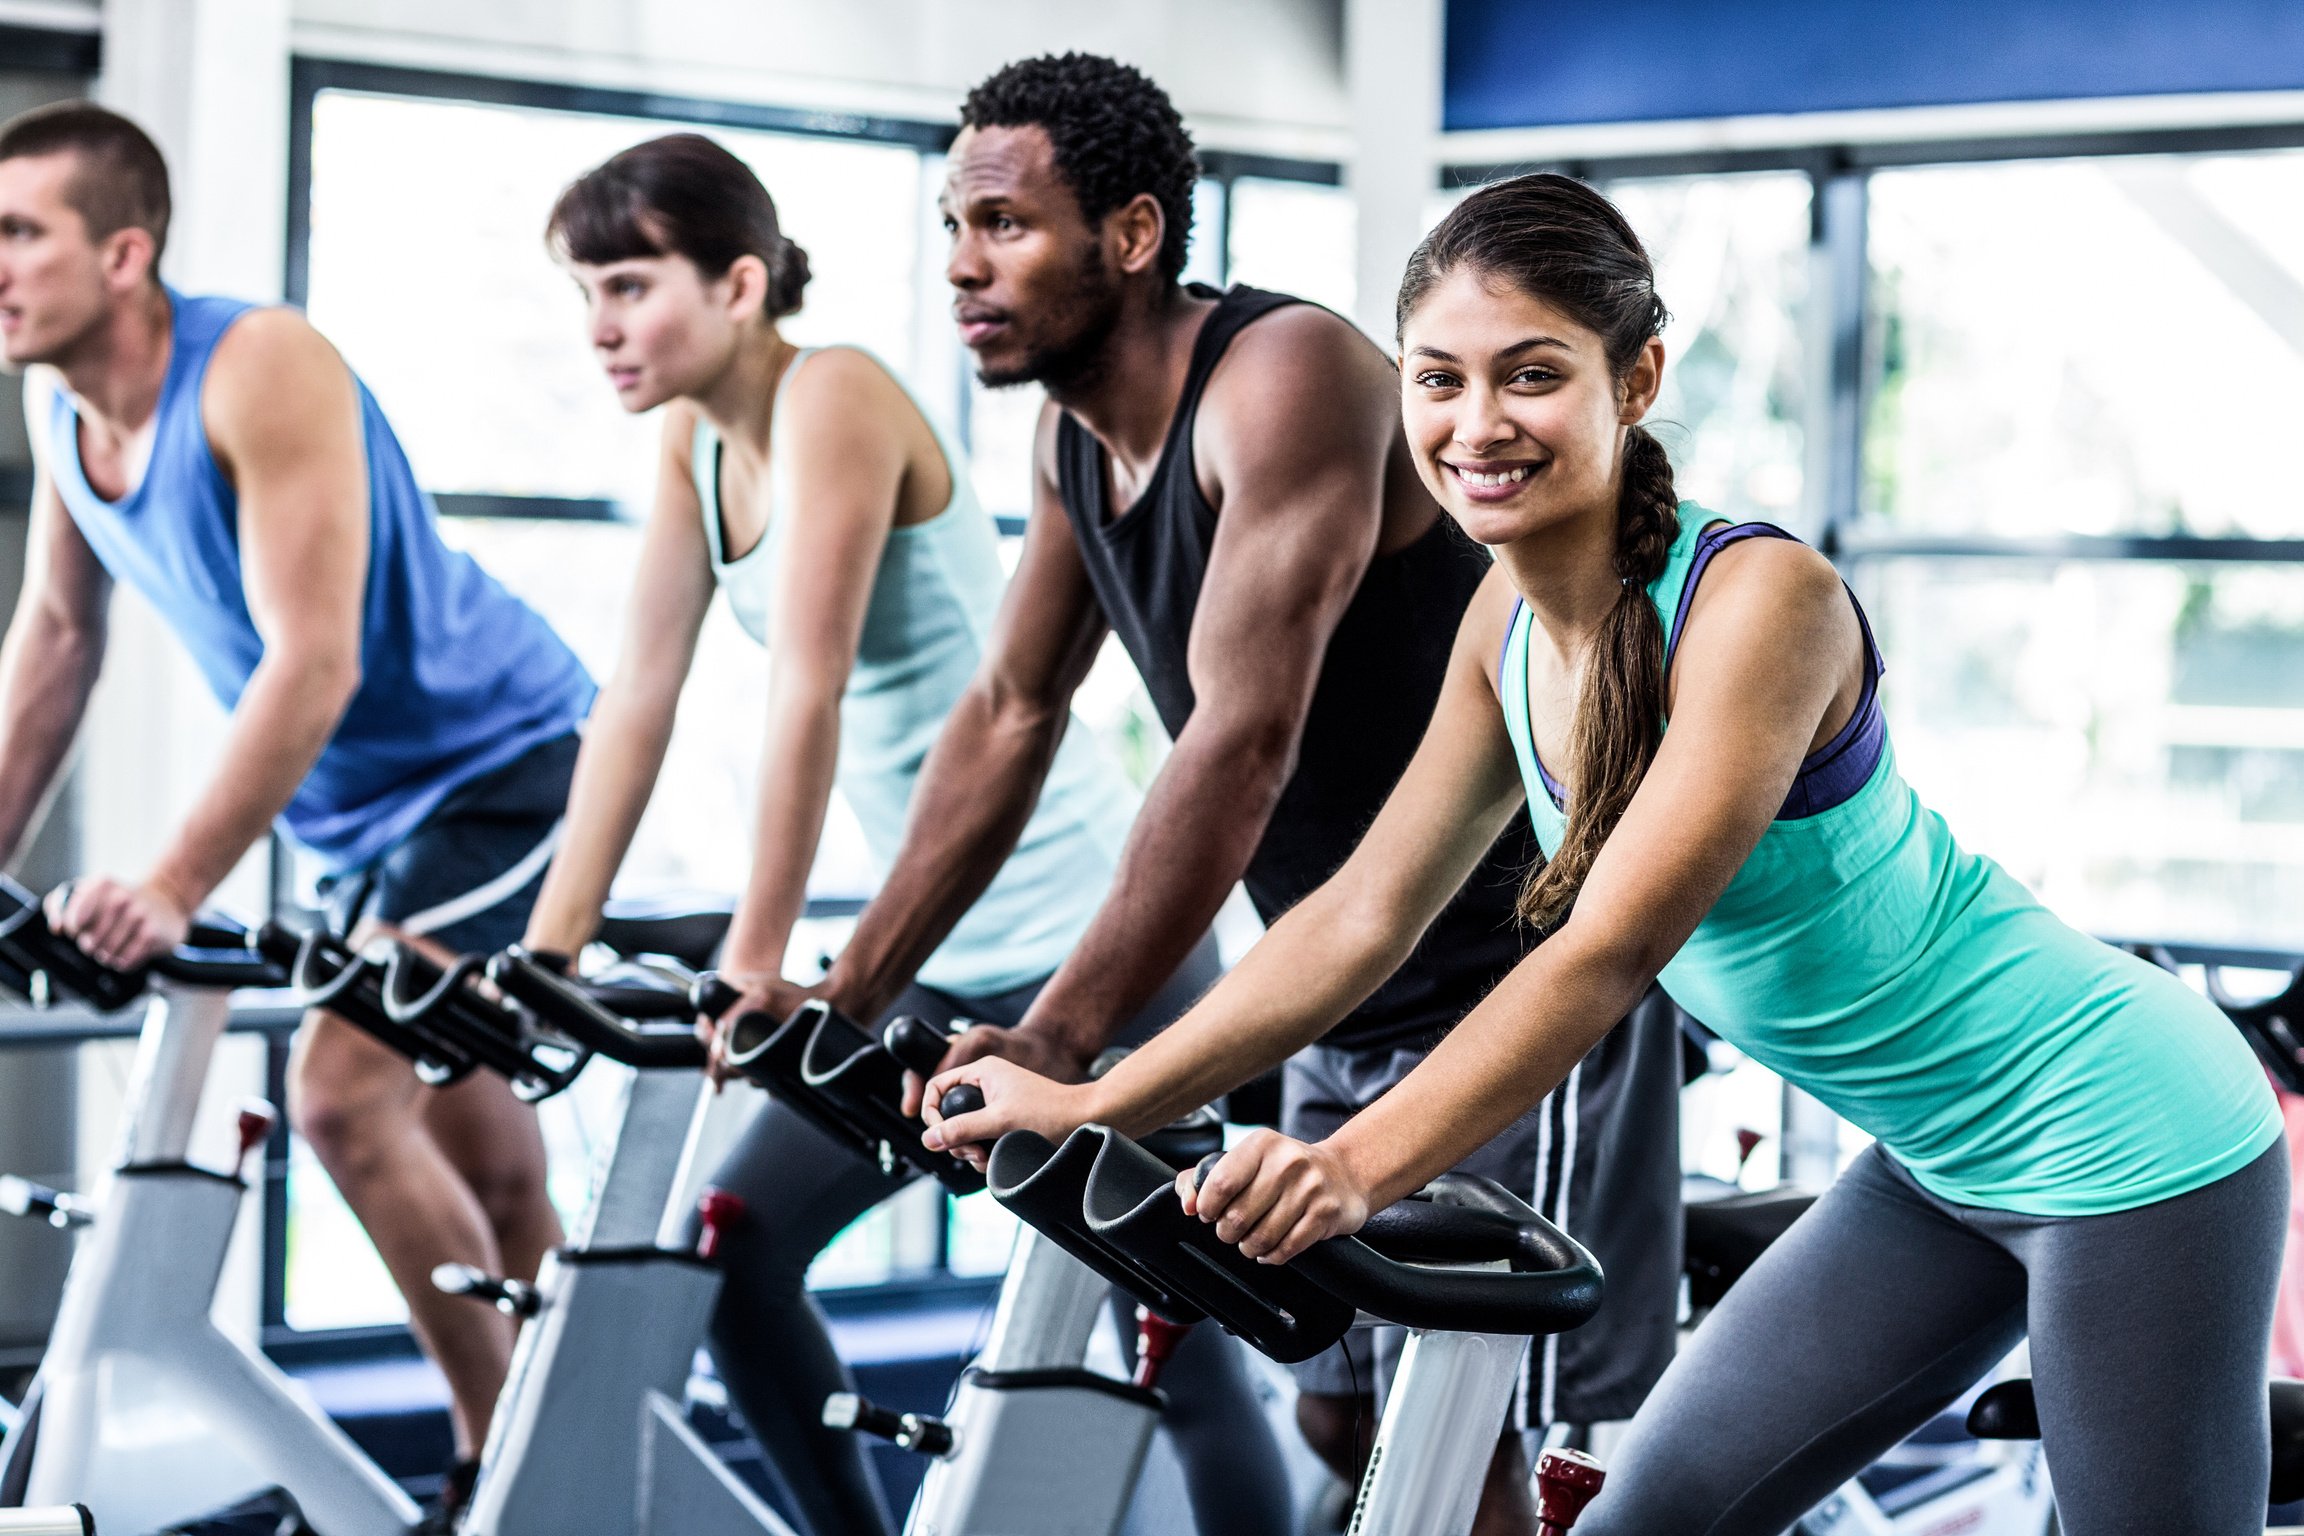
[463,1067,791,1536]
[27,984,418,1535]
[1349,1326,1528,1536]
[906,1226,1161,1536]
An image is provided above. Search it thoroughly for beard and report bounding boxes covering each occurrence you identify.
[974,242,1125,395]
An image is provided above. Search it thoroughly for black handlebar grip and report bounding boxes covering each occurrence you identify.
[1194,1150,1224,1192]
[938,1084,986,1122]
[693,973,740,1020]
[883,1015,953,1079]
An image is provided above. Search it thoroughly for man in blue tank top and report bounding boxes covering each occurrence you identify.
[0,103,593,1519]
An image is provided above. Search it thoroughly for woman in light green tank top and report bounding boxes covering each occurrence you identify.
[923,175,2287,1531]
[513,136,1274,1536]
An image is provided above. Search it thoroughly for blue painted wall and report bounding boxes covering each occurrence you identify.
[1444,0,2304,131]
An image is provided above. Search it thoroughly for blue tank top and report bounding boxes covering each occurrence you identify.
[1500,509,2279,1216]
[47,292,595,872]
[695,347,1138,995]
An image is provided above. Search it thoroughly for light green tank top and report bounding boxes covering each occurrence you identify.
[694,346,1138,995]
[1500,506,2279,1215]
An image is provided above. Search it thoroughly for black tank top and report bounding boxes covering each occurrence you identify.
[1056,285,1536,1053]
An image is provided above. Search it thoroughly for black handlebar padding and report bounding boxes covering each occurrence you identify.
[1194,1151,1222,1191]
[939,1084,986,1121]
[882,1014,954,1079]
[0,874,283,1008]
[986,1130,1209,1327]
[488,948,706,1070]
[987,1124,1604,1361]
[720,998,986,1195]
[693,973,740,1021]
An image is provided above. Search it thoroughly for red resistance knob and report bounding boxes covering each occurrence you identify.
[696,1188,746,1262]
[1535,1447,1605,1533]
[235,1100,278,1168]
[1734,1128,1766,1174]
[1134,1306,1194,1390]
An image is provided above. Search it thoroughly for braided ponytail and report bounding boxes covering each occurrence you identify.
[1516,427,1679,931]
[1397,172,1679,933]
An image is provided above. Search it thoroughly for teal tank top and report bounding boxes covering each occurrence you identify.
[694,347,1138,996]
[1500,507,2279,1216]
[47,291,594,872]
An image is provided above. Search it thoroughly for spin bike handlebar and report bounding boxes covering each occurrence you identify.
[985,1124,1602,1364]
[0,874,282,1012]
[487,946,706,1070]
[701,988,987,1195]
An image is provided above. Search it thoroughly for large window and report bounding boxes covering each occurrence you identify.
[281,67,1347,1324]
[1860,148,2304,953]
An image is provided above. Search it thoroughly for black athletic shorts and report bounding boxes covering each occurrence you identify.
[320,733,579,958]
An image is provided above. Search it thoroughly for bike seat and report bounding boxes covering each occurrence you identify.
[595,897,734,970]
[1969,1376,2304,1503]
[1683,1182,1815,1311]
[988,1125,1602,1365]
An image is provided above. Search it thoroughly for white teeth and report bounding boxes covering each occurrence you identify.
[1455,464,1531,487]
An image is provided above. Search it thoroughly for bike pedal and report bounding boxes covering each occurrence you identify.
[823,1391,954,1457]
[429,1262,543,1318]
[0,1175,93,1230]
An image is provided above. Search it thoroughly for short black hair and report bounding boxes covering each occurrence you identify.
[961,54,1198,282]
[0,101,170,261]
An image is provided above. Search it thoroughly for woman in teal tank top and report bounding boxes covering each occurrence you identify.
[923,175,2288,1532]
[513,136,1281,1536]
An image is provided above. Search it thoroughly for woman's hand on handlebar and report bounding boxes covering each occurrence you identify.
[1178,1128,1370,1266]
[697,970,817,1086]
[47,876,192,970]
[919,1056,1098,1171]
[897,1019,1093,1118]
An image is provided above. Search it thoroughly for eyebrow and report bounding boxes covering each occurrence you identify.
[1407,335,1573,363]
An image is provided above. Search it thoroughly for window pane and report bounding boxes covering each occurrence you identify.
[1605,172,1810,525]
[1867,150,2304,538]
[1866,557,2304,950]
[1226,177,1355,318]
[306,90,924,509]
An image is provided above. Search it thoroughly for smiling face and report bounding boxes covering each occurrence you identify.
[940,124,1127,390]
[1399,264,1663,550]
[568,250,756,413]
[0,151,143,369]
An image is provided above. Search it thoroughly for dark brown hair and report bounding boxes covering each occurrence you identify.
[0,101,171,263]
[1398,173,1679,933]
[547,133,810,320]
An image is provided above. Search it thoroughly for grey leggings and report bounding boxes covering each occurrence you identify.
[685,937,1292,1536]
[1585,1139,2288,1536]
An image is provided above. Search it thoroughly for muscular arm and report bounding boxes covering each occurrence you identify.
[1012,310,1404,1066]
[822,397,1108,1018]
[923,571,1526,1150]
[146,313,369,911]
[522,410,714,955]
[0,386,112,865]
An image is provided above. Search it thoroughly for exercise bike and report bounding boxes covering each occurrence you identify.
[691,986,1239,1536]
[965,1114,1609,1536]
[0,877,421,1536]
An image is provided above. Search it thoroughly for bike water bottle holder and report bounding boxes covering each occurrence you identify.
[718,998,986,1194]
[986,1125,1605,1364]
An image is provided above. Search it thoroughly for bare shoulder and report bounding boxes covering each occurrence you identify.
[658,399,702,474]
[1199,301,1393,428]
[778,345,911,444]
[1682,530,1853,651]
[203,307,354,436]
[1461,561,1522,696]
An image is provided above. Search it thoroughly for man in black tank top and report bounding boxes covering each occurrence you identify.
[806,56,1681,1518]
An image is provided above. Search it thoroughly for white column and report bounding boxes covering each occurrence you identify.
[85,0,294,1344]
[1344,0,1444,346]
